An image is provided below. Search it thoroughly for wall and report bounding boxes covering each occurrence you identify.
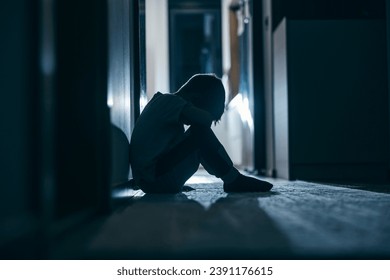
[272,19,289,179]
[54,0,110,219]
[107,0,136,185]
[387,0,390,172]
[146,0,170,98]
[213,0,256,168]
[0,0,40,257]
[108,0,132,141]
[255,0,386,177]
[273,19,389,183]
[263,0,276,176]
[214,0,248,167]
[252,0,266,173]
[272,0,386,30]
[0,0,110,257]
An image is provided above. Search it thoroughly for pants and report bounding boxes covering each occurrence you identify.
[139,126,235,194]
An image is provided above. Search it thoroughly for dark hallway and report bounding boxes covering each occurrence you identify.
[1,0,390,264]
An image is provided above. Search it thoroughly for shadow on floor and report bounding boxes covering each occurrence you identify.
[87,190,292,259]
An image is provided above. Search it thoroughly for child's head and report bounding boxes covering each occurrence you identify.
[176,73,225,122]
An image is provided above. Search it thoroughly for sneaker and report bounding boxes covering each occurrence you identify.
[223,174,273,193]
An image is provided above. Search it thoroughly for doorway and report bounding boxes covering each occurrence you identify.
[169,0,222,91]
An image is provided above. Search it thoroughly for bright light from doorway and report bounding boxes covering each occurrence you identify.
[229,93,254,132]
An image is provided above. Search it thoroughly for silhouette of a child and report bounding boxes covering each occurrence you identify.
[129,74,273,194]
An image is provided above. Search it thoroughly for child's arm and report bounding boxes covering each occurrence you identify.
[180,104,214,127]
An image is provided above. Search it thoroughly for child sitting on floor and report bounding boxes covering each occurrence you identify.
[129,73,273,194]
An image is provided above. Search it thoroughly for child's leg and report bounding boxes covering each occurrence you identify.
[141,152,199,194]
[156,126,273,192]
[156,126,235,179]
[135,127,201,193]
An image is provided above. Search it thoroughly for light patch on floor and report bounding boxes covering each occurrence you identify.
[258,180,390,257]
[87,170,390,259]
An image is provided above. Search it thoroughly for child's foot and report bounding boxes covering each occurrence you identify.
[223,174,273,193]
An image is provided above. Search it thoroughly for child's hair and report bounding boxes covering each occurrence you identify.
[176,73,225,121]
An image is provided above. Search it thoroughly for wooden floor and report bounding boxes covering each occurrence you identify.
[61,170,390,259]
